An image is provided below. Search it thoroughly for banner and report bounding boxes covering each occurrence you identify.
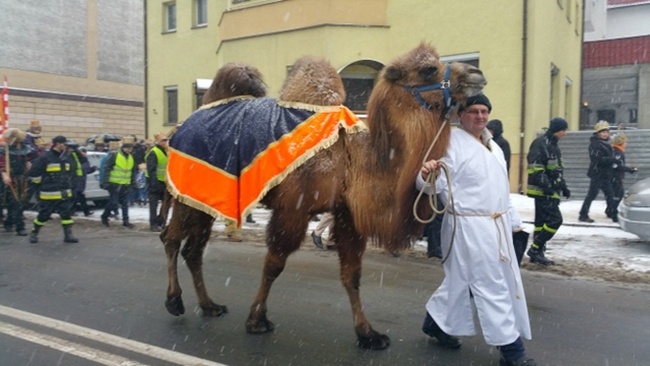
[0,76,8,144]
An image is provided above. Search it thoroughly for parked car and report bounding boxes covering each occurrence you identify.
[85,151,110,207]
[617,177,650,240]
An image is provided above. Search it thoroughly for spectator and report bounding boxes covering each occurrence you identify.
[133,164,147,207]
[100,136,138,229]
[1,128,33,236]
[579,121,616,223]
[72,146,97,216]
[416,93,534,366]
[609,133,637,222]
[145,132,169,232]
[487,119,511,175]
[311,213,334,250]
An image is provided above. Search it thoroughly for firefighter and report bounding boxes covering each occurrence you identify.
[28,135,78,243]
[525,117,570,266]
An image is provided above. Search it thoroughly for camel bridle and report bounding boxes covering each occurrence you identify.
[402,63,453,113]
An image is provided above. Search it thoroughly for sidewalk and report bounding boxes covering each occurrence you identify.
[34,194,649,282]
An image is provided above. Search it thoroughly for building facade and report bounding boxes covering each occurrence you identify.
[146,0,584,192]
[582,0,650,129]
[0,0,145,144]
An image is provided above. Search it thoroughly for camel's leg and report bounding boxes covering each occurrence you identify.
[181,215,227,317]
[332,209,390,350]
[246,209,307,334]
[160,203,186,316]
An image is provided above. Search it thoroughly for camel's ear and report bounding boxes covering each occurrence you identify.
[383,66,402,83]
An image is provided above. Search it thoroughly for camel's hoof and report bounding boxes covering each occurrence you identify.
[357,333,391,350]
[245,316,275,334]
[202,303,228,317]
[165,296,185,316]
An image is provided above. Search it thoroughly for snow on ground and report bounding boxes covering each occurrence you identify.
[64,194,649,283]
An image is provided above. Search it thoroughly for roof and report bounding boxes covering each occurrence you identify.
[583,35,650,67]
[608,0,650,8]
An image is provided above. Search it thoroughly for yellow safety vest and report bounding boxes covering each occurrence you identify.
[108,152,134,185]
[144,146,167,182]
[72,151,83,176]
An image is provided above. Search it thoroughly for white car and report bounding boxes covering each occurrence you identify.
[84,151,110,207]
[617,177,650,241]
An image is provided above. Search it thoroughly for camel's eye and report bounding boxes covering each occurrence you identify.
[419,66,438,80]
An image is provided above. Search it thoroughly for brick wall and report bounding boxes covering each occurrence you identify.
[7,95,144,145]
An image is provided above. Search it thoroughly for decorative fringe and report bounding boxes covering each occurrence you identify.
[167,107,367,227]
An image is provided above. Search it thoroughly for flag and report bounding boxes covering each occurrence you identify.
[0,76,8,144]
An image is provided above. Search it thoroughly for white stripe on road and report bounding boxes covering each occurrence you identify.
[0,321,148,366]
[0,305,226,366]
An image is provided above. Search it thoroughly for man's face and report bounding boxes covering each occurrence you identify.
[554,130,568,140]
[598,130,610,140]
[53,142,65,152]
[459,104,490,137]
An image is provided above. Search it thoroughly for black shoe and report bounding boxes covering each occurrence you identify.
[123,222,135,229]
[612,215,619,223]
[150,225,162,232]
[500,356,537,366]
[422,313,462,349]
[311,231,324,249]
[246,217,256,223]
[578,216,594,223]
[16,229,28,236]
[101,216,110,227]
[84,211,94,217]
[527,248,554,266]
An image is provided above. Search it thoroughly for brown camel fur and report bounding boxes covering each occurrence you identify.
[161,43,487,350]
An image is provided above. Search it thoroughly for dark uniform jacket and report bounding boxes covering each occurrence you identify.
[28,148,76,200]
[586,134,616,180]
[526,133,568,199]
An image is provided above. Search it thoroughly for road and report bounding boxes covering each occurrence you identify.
[1,220,649,365]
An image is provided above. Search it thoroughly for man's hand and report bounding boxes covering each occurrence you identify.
[562,187,571,199]
[631,167,638,173]
[421,159,442,180]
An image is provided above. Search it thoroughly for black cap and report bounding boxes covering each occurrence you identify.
[461,93,492,112]
[52,135,67,144]
[548,117,568,134]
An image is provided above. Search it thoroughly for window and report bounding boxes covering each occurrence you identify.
[342,77,375,113]
[165,86,178,125]
[165,2,176,32]
[440,53,480,69]
[629,109,638,124]
[596,110,615,124]
[564,77,573,123]
[195,0,207,27]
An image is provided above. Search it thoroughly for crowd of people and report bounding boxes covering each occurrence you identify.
[0,121,171,242]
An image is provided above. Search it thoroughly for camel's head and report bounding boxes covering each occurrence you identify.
[279,56,346,107]
[202,63,267,105]
[382,43,487,114]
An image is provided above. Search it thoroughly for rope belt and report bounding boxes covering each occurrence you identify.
[448,209,521,300]
[449,209,510,262]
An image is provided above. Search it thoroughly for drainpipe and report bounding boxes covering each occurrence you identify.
[518,0,529,194]
[143,0,149,139]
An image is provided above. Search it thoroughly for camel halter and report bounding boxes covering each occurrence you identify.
[403,64,453,115]
[406,64,458,263]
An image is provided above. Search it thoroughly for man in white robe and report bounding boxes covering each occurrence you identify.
[416,94,535,366]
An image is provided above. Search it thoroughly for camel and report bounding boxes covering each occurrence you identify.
[161,43,487,350]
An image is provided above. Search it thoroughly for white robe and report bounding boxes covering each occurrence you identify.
[416,127,532,346]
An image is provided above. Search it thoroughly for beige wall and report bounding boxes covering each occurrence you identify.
[146,0,583,192]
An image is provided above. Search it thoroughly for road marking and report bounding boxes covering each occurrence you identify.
[0,305,226,366]
[0,321,148,366]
